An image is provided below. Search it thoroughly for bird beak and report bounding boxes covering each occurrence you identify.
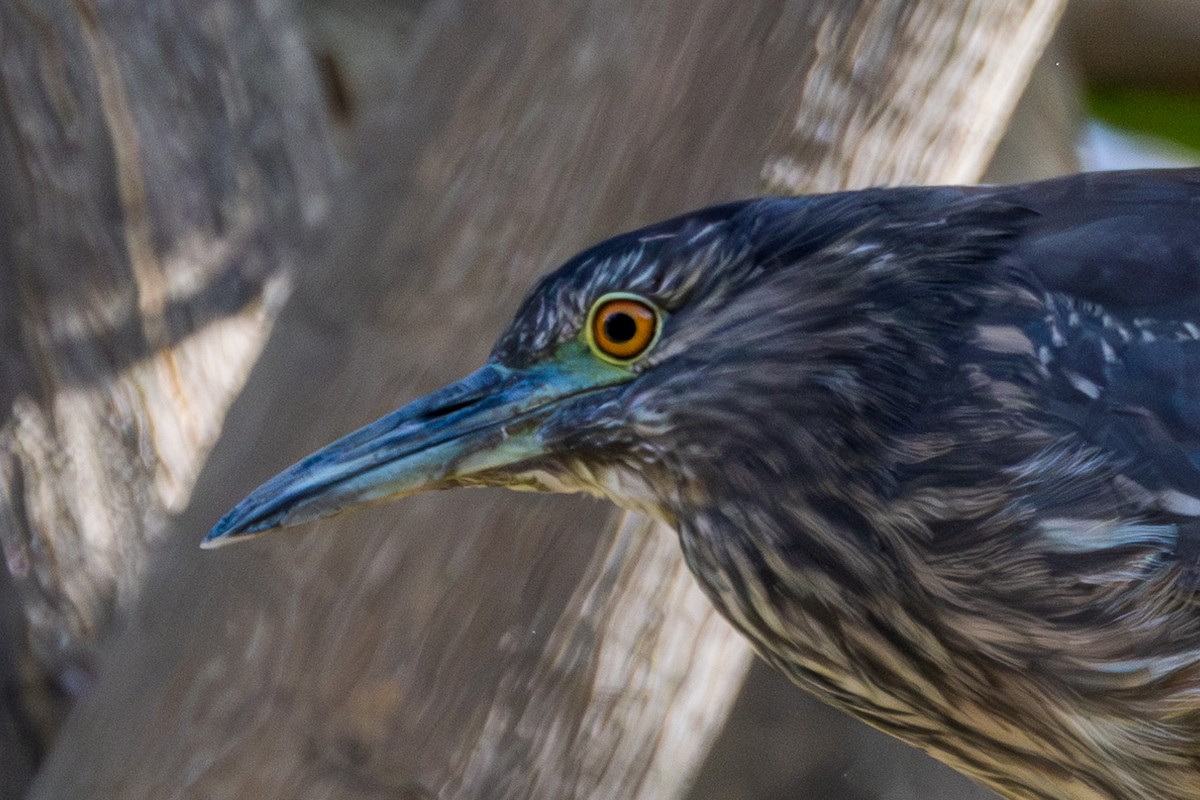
[203,342,629,548]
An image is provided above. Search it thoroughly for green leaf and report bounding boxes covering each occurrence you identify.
[1087,86,1200,153]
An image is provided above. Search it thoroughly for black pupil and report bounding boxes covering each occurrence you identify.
[603,311,638,343]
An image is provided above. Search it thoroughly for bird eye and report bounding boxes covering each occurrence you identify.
[586,293,661,364]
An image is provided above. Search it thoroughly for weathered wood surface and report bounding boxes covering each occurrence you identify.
[1,0,1064,798]
[0,0,335,793]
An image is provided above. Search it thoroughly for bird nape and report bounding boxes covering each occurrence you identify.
[207,168,1200,800]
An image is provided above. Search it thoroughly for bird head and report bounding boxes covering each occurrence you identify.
[205,190,1001,547]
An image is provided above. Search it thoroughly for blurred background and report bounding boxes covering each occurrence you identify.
[0,1,1196,798]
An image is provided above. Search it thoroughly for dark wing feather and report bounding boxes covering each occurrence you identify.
[999,168,1200,314]
[988,169,1200,587]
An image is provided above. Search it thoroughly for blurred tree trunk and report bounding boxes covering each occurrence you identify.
[0,0,335,795]
[1,1,1063,799]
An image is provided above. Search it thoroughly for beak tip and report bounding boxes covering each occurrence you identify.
[201,505,274,549]
[200,518,244,550]
[200,520,275,549]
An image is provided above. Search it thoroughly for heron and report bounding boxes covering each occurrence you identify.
[207,168,1200,800]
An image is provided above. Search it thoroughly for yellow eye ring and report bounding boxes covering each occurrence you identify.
[586,293,661,364]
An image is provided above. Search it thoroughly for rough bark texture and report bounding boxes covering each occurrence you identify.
[0,0,335,793]
[2,1,1064,798]
[759,1,1066,193]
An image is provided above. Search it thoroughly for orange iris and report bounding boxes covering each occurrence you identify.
[590,296,658,361]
